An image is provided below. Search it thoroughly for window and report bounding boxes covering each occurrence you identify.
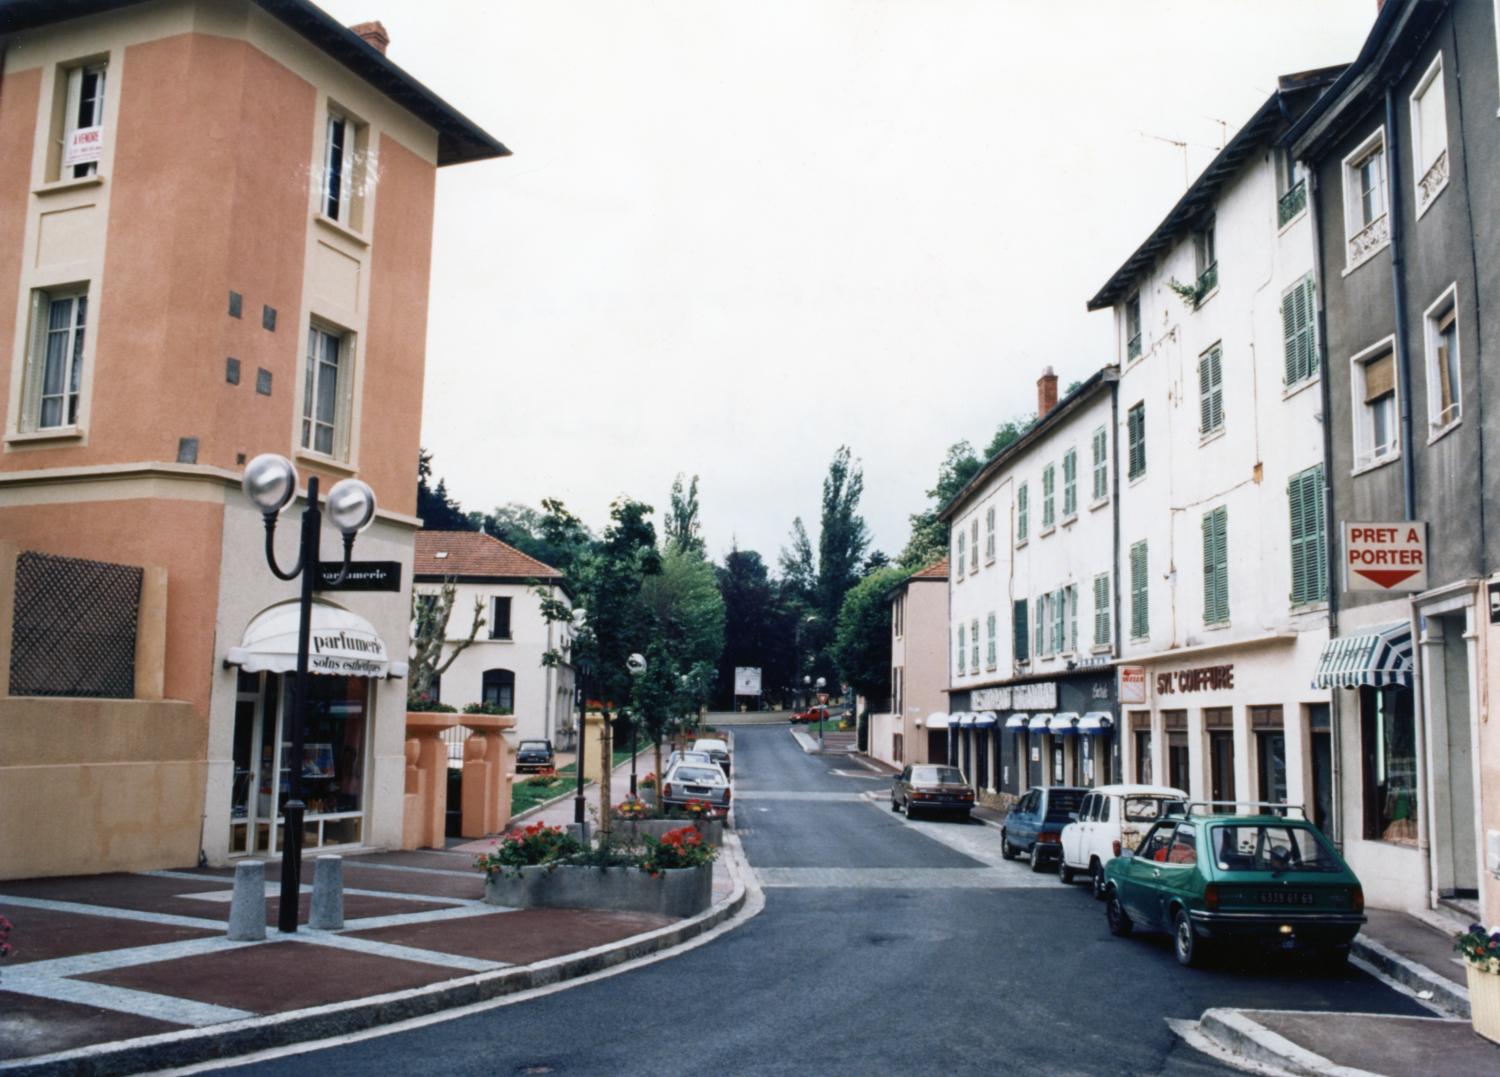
[489,596,513,640]
[1194,218,1218,300]
[1198,344,1224,435]
[957,624,965,675]
[1093,573,1111,647]
[1276,146,1307,227]
[955,531,966,579]
[1034,593,1048,657]
[54,62,107,181]
[1017,482,1029,542]
[1424,287,1461,432]
[1126,404,1146,480]
[1288,464,1327,606]
[1202,506,1229,625]
[1090,427,1108,502]
[20,286,88,431]
[970,619,980,673]
[1066,584,1078,653]
[984,505,996,562]
[1125,294,1142,360]
[1129,541,1149,639]
[1050,589,1064,655]
[1041,464,1056,529]
[1342,128,1389,268]
[970,518,980,574]
[1410,54,1448,215]
[322,108,368,227]
[985,612,997,670]
[302,323,354,458]
[481,668,515,712]
[1013,600,1029,662]
[1351,340,1399,469]
[1281,276,1317,386]
[1062,448,1077,518]
[1361,686,1417,844]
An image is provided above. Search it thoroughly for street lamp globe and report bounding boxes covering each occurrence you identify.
[571,607,588,629]
[242,453,297,515]
[815,677,827,690]
[626,653,648,676]
[327,478,377,534]
[803,675,811,686]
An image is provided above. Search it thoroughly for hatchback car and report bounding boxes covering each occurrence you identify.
[890,764,975,820]
[1058,784,1187,898]
[660,762,732,814]
[1102,807,1365,967]
[692,738,731,775]
[1001,786,1086,871]
[514,739,556,773]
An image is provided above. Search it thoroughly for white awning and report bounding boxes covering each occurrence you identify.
[1004,713,1029,730]
[925,712,951,729]
[958,712,976,727]
[1079,712,1114,734]
[1313,622,1413,689]
[226,599,400,678]
[1049,712,1081,735]
[973,710,998,728]
[1028,713,1053,730]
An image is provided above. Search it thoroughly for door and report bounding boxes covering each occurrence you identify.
[1309,704,1333,834]
[1209,731,1235,805]
[1122,822,1175,924]
[1168,732,1189,793]
[1064,794,1093,867]
[1257,731,1287,806]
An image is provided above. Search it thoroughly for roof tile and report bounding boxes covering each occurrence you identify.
[413,531,563,580]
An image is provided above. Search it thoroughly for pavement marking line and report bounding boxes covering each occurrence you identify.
[340,901,511,932]
[9,935,264,980]
[175,885,469,907]
[0,894,228,930]
[732,791,867,801]
[753,866,1056,889]
[0,970,255,1028]
[283,931,507,973]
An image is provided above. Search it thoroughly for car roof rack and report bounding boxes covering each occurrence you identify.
[1177,801,1308,818]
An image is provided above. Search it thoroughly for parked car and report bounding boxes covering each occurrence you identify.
[791,705,829,725]
[1001,785,1087,871]
[692,737,731,775]
[1102,805,1365,968]
[666,749,724,778]
[514,739,556,773]
[660,762,732,814]
[1058,784,1187,897]
[890,764,975,820]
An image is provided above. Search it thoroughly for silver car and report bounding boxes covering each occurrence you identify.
[660,762,731,813]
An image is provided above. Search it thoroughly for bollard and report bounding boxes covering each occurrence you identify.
[309,854,344,930]
[227,860,267,941]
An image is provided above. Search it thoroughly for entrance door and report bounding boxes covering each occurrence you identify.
[1256,731,1287,806]
[1309,704,1332,833]
[1209,731,1235,805]
[1167,732,1189,793]
[1429,611,1479,898]
[927,729,946,763]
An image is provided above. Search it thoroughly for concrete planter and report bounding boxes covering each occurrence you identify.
[483,862,713,918]
[612,817,725,847]
[1466,962,1500,1045]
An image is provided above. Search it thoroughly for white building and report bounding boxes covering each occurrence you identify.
[943,368,1121,804]
[1086,70,1341,827]
[412,531,575,747]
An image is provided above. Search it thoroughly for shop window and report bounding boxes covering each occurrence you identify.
[1361,687,1417,844]
[482,668,515,712]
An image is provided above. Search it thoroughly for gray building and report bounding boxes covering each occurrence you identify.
[1289,0,1500,923]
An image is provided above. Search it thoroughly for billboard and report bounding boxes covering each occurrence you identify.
[733,667,762,697]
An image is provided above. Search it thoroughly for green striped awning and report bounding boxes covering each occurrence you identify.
[1313,622,1413,689]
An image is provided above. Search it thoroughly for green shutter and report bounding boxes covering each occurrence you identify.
[1094,573,1110,646]
[1092,427,1108,500]
[1130,541,1148,638]
[1128,405,1146,479]
[1063,449,1077,516]
[1068,584,1078,652]
[1017,482,1028,541]
[1281,290,1298,385]
[1289,464,1327,604]
[1202,507,1229,623]
[957,624,965,674]
[1283,277,1317,385]
[1042,465,1055,528]
[1013,600,1029,662]
[1199,346,1223,433]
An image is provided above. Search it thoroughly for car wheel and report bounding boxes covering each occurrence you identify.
[1090,861,1106,901]
[1106,890,1133,937]
[1000,830,1016,859]
[1058,857,1075,884]
[907,804,921,821]
[890,796,900,813]
[1028,843,1046,873]
[1173,908,1208,967]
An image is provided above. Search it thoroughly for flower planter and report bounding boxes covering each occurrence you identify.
[612,817,724,847]
[483,862,713,918]
[1467,962,1500,1045]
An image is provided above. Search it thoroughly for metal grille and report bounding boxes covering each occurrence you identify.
[10,551,142,698]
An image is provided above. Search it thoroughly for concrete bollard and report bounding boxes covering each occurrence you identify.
[227,860,267,941]
[309,855,344,930]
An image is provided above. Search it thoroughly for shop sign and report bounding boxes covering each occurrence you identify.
[971,686,1011,709]
[63,125,103,167]
[310,627,387,677]
[1119,666,1147,704]
[1156,664,1234,696]
[1344,522,1427,592]
[1011,681,1057,709]
[316,560,402,592]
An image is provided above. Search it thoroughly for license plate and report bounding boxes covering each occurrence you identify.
[1258,891,1314,905]
[686,786,710,795]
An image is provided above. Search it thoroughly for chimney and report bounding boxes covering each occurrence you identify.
[1037,366,1059,418]
[349,20,390,55]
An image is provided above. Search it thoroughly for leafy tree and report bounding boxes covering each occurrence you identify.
[639,544,725,675]
[664,473,705,556]
[777,517,816,602]
[983,414,1035,460]
[863,550,891,573]
[630,640,681,790]
[407,580,486,705]
[898,440,980,568]
[715,546,798,708]
[832,566,906,707]
[416,449,473,531]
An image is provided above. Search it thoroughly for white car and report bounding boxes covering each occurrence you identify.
[691,737,731,774]
[1058,783,1187,898]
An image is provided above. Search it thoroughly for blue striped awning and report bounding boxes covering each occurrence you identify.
[1313,622,1413,689]
[1078,712,1114,734]
[974,711,997,728]
[1049,713,1081,735]
[1028,713,1053,731]
[958,712,976,727]
[1004,713,1029,730]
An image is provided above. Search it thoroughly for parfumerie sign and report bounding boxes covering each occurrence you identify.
[1156,664,1234,696]
[316,560,401,592]
[1344,522,1427,593]
[310,628,387,676]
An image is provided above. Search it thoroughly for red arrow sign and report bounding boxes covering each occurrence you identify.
[1352,567,1421,589]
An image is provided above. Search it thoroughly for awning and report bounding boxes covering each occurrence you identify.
[1079,712,1114,734]
[958,712,976,727]
[226,599,401,678]
[1004,713,1029,730]
[1313,622,1413,689]
[925,712,951,729]
[974,711,997,728]
[1049,712,1081,735]
[1028,713,1053,731]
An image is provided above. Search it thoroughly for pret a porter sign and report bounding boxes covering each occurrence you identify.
[1344,522,1427,593]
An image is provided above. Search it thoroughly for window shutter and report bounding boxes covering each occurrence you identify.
[1202,508,1229,623]
[1014,600,1029,661]
[1288,473,1308,604]
[1068,585,1078,652]
[1364,353,1395,402]
[1094,574,1110,646]
[1199,346,1223,433]
[1052,589,1064,654]
[1034,597,1044,657]
[21,290,50,433]
[957,625,965,674]
[1130,541,1149,639]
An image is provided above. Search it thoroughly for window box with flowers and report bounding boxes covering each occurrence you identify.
[1457,922,1500,1044]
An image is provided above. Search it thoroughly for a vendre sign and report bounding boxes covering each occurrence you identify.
[1344,522,1427,593]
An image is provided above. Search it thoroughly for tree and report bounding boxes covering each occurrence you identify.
[474,498,595,575]
[816,446,871,630]
[715,546,794,707]
[832,566,906,707]
[983,414,1034,460]
[639,544,726,677]
[898,440,980,569]
[664,473,705,556]
[416,449,473,531]
[407,580,486,705]
[777,517,816,602]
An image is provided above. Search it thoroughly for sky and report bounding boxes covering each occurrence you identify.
[317,0,1378,565]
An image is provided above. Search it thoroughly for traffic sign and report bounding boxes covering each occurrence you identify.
[1343,522,1426,593]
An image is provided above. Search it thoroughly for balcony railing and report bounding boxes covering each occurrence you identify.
[1194,262,1218,306]
[1277,180,1307,226]
[1127,333,1142,360]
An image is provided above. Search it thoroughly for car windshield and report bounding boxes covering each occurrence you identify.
[693,741,727,752]
[1045,790,1084,816]
[1211,824,1342,873]
[1123,796,1180,822]
[519,741,549,750]
[911,766,964,785]
[673,767,723,784]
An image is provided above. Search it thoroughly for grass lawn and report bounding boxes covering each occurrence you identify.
[511,773,575,815]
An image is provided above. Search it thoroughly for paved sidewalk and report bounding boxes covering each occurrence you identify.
[0,841,739,1071]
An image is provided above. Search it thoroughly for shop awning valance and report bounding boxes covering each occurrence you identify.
[1079,712,1114,734]
[226,599,403,679]
[958,712,976,727]
[1028,713,1053,730]
[1004,714,1029,730]
[1049,713,1081,735]
[1312,622,1412,689]
[925,712,951,729]
[973,711,997,728]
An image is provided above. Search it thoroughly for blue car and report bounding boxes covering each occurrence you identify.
[1002,785,1087,872]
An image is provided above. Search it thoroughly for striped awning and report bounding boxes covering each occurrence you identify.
[1004,713,1029,730]
[958,712,976,727]
[1028,713,1053,731]
[974,711,998,728]
[1313,622,1413,689]
[1079,712,1114,734]
[1049,713,1081,735]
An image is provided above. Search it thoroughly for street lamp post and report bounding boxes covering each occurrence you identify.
[241,454,376,935]
[626,653,646,798]
[814,676,828,750]
[570,608,590,829]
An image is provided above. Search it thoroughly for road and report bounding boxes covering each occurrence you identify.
[226,724,1425,1076]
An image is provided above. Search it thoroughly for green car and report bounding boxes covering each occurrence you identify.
[1102,807,1365,967]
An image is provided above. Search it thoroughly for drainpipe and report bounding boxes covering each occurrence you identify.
[1385,86,1416,522]
[1109,370,1123,781]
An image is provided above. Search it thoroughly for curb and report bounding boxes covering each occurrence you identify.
[1184,1008,1382,1077]
[1350,934,1469,1018]
[1,847,751,1076]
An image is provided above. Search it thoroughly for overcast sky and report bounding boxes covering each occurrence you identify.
[318,0,1376,565]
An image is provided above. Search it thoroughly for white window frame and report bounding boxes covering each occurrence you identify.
[984,505,996,563]
[1423,284,1461,438]
[970,518,980,574]
[1349,335,1401,474]
[1090,426,1108,504]
[301,320,356,461]
[321,106,368,230]
[1341,127,1390,273]
[1409,53,1449,218]
[955,530,966,580]
[60,61,108,181]
[18,284,90,434]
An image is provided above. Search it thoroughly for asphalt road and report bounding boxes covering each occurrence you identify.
[230,725,1426,1077]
